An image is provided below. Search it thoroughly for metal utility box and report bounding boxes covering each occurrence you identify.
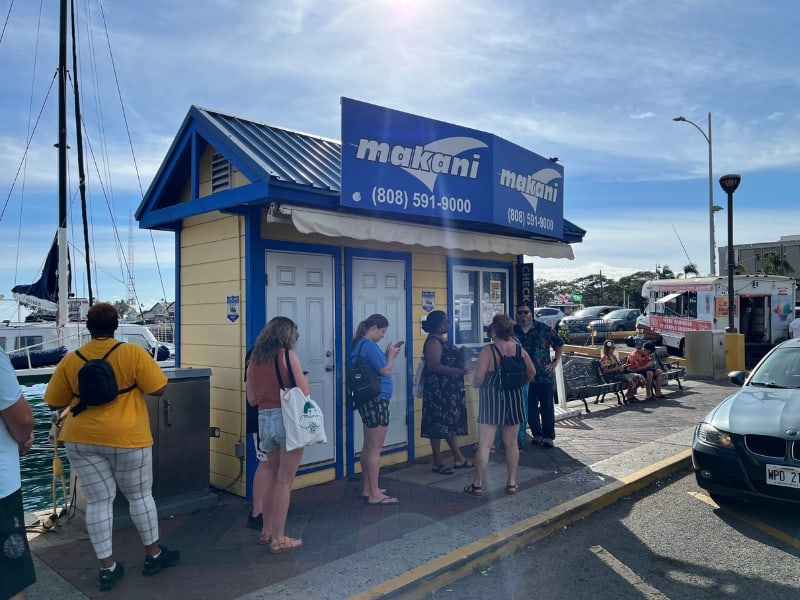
[146,367,213,500]
[71,367,216,530]
[685,330,727,379]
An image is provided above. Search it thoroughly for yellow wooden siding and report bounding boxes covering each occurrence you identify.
[181,207,517,496]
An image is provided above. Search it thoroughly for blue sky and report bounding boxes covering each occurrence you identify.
[1,0,799,320]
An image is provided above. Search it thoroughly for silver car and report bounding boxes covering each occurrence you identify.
[533,307,564,329]
[692,338,800,504]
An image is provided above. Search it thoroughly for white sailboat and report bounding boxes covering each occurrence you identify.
[1,1,172,384]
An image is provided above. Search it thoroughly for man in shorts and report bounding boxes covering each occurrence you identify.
[1,348,36,600]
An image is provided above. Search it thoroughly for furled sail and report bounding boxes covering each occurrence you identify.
[11,235,70,317]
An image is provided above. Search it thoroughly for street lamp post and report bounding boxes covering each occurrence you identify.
[719,174,741,333]
[673,112,715,276]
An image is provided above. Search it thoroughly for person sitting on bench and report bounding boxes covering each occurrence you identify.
[600,340,644,402]
[625,342,665,400]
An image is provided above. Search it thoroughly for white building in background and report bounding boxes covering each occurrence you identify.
[720,235,800,277]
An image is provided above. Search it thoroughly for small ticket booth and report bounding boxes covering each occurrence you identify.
[136,98,584,498]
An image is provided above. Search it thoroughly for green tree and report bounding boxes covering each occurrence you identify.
[656,264,676,279]
[681,263,700,278]
[762,252,794,276]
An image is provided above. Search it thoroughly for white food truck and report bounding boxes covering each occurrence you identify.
[637,275,796,354]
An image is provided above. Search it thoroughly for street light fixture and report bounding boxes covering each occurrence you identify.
[673,113,715,276]
[719,173,741,333]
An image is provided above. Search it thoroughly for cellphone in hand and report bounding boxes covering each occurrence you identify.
[395,341,405,347]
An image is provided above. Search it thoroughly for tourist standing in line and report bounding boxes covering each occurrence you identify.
[351,314,402,505]
[246,317,308,553]
[244,346,268,531]
[0,348,36,600]
[420,311,473,474]
[44,303,176,591]
[465,314,535,497]
[513,302,564,448]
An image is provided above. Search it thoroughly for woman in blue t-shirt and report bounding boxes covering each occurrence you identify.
[350,314,402,505]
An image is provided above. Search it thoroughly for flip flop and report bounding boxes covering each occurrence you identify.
[364,496,400,506]
[452,460,474,469]
[506,484,518,495]
[269,536,303,554]
[360,488,387,499]
[432,464,454,475]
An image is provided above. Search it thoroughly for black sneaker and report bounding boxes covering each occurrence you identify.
[142,546,180,576]
[99,562,125,591]
[246,512,263,530]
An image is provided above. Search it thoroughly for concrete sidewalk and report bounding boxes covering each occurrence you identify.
[25,378,734,600]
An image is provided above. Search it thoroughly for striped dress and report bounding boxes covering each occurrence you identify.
[477,347,526,425]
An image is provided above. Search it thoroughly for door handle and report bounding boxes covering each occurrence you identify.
[325,364,335,372]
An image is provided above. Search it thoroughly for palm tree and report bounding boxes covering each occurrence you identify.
[682,263,700,278]
[656,264,676,279]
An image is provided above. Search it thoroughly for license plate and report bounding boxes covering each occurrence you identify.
[765,464,800,489]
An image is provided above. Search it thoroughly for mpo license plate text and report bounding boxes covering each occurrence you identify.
[766,464,800,489]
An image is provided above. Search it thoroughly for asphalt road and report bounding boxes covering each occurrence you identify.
[429,468,800,600]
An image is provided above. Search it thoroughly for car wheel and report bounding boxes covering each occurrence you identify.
[615,325,625,331]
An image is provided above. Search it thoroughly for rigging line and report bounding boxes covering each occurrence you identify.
[98,0,171,309]
[0,0,14,47]
[0,74,57,223]
[70,0,94,305]
[670,222,694,267]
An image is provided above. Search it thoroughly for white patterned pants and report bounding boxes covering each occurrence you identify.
[65,443,159,560]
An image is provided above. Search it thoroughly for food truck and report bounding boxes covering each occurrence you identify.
[636,275,796,355]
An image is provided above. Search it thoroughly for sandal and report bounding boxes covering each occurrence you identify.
[506,484,518,495]
[453,460,474,469]
[463,483,483,497]
[432,464,454,475]
[258,532,272,545]
[364,496,400,506]
[269,536,303,554]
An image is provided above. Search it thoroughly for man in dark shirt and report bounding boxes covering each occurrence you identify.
[513,302,564,448]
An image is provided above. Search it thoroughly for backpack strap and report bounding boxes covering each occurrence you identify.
[104,342,137,395]
[489,344,501,371]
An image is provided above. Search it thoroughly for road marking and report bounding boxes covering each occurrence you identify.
[590,545,670,600]
[689,491,800,550]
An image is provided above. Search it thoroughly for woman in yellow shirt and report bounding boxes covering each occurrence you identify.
[45,303,176,591]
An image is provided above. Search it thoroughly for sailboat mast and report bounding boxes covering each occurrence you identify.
[57,0,69,327]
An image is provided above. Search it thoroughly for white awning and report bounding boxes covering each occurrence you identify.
[273,205,574,259]
[656,292,685,303]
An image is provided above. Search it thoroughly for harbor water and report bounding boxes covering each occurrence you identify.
[19,383,72,514]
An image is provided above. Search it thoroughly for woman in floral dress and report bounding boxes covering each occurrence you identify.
[420,311,473,474]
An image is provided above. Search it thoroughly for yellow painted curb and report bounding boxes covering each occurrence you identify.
[349,449,692,600]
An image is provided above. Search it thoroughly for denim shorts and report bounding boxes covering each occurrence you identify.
[257,408,286,454]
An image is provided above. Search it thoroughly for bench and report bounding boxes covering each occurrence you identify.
[561,354,625,413]
[653,349,686,390]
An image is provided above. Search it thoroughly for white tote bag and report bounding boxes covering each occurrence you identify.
[412,356,426,397]
[275,350,327,451]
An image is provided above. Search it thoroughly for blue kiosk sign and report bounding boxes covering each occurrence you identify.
[340,97,563,239]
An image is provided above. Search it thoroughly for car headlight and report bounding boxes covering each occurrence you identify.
[696,423,735,450]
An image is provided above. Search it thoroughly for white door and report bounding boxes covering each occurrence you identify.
[266,251,335,465]
[351,258,408,449]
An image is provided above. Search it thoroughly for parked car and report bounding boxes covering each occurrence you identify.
[560,305,625,334]
[588,308,642,333]
[533,307,565,329]
[692,338,800,504]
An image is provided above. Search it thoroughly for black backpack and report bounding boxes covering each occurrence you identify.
[72,342,136,417]
[490,343,527,390]
[347,340,381,409]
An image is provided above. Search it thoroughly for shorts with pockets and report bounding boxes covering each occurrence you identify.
[257,408,286,454]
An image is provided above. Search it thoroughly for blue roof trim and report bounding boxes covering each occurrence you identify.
[138,106,584,244]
